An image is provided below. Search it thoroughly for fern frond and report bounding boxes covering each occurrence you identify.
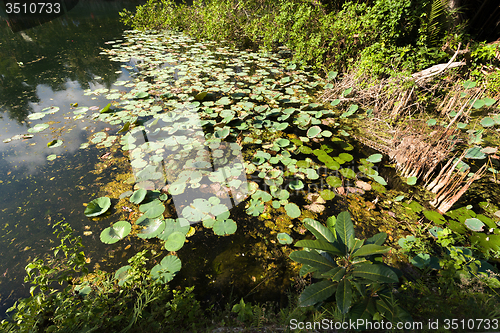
[427,0,447,46]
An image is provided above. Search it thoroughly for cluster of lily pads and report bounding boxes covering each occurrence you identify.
[76,30,444,284]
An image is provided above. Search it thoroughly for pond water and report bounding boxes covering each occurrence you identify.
[0,0,146,315]
[4,0,499,322]
[0,0,418,316]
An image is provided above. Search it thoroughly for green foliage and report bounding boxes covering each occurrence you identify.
[120,0,452,76]
[2,231,198,332]
[232,298,254,322]
[290,211,408,322]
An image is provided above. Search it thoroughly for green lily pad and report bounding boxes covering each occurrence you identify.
[165,231,186,251]
[406,176,417,185]
[326,176,342,187]
[423,210,446,224]
[27,112,46,120]
[28,123,49,133]
[366,154,382,163]
[139,199,165,218]
[320,189,335,200]
[137,217,166,239]
[285,203,301,218]
[47,139,63,148]
[277,232,293,245]
[47,154,57,161]
[114,265,132,286]
[134,91,149,99]
[289,179,304,190]
[464,146,486,159]
[481,117,496,127]
[213,219,237,236]
[151,255,182,283]
[307,126,322,138]
[100,221,131,244]
[84,197,111,217]
[130,188,148,204]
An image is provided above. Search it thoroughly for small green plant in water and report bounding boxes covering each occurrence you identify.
[289,211,411,322]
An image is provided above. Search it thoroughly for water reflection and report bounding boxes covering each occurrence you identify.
[0,0,144,316]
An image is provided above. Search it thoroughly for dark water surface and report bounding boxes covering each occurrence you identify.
[0,0,144,315]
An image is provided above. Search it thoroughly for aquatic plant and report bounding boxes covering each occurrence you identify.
[289,211,409,322]
[84,196,112,217]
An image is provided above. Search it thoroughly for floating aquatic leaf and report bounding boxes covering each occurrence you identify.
[114,265,132,286]
[140,199,165,218]
[394,195,405,202]
[406,176,417,185]
[423,210,446,225]
[213,219,237,236]
[47,154,57,161]
[277,232,293,245]
[285,203,301,218]
[464,146,486,159]
[472,99,485,109]
[426,119,437,126]
[84,197,111,217]
[340,168,356,179]
[151,255,181,283]
[289,179,304,190]
[327,71,338,80]
[463,80,476,89]
[130,188,148,204]
[326,176,342,187]
[330,99,340,107]
[481,117,496,127]
[366,154,382,163]
[165,232,186,251]
[100,221,131,244]
[320,189,335,200]
[482,97,496,106]
[28,123,49,133]
[307,126,322,138]
[137,217,166,239]
[134,91,149,99]
[371,175,387,185]
[47,139,63,148]
[27,112,46,120]
[100,103,112,113]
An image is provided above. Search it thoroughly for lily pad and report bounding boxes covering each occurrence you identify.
[307,126,322,138]
[47,139,63,148]
[84,197,111,217]
[481,117,496,127]
[277,232,293,245]
[406,176,417,185]
[28,123,49,133]
[134,91,149,99]
[151,255,182,283]
[366,154,382,163]
[130,188,148,204]
[285,203,301,218]
[137,217,166,239]
[165,231,186,251]
[114,265,132,286]
[100,221,131,244]
[213,219,237,236]
[464,146,486,159]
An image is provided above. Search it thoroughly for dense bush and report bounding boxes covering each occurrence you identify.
[119,0,455,76]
